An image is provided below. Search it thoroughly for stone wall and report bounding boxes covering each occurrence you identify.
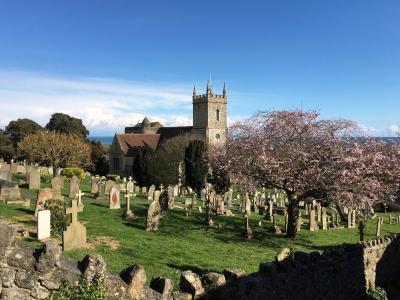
[214,235,400,300]
[0,220,398,300]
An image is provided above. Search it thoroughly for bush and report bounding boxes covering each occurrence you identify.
[43,199,69,236]
[50,274,106,300]
[366,287,388,300]
[106,174,119,181]
[61,167,85,179]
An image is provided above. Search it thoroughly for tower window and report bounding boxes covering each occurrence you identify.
[216,109,220,121]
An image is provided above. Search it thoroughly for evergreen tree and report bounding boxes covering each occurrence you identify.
[184,140,208,195]
[46,113,89,139]
[5,118,43,146]
[133,145,153,187]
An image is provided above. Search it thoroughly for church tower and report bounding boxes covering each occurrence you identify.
[192,81,228,146]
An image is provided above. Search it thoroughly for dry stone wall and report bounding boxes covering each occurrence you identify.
[0,220,398,300]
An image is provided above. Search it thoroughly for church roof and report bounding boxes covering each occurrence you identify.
[115,134,161,156]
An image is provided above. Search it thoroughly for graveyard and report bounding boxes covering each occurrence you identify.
[1,171,400,288]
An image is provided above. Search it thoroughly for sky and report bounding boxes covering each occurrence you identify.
[0,0,399,136]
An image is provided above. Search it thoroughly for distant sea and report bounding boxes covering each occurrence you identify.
[88,136,114,145]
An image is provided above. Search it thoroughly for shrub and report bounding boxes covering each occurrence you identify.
[366,287,388,300]
[50,274,107,300]
[61,167,85,179]
[106,174,119,181]
[43,199,69,236]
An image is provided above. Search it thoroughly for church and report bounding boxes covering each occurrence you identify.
[109,81,228,177]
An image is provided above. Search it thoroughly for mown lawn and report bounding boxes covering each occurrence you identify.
[1,174,400,285]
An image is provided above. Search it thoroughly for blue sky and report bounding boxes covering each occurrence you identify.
[0,0,399,136]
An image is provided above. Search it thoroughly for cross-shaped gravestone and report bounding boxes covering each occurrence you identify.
[67,199,83,224]
[63,199,86,251]
[76,190,85,206]
[124,193,134,219]
[128,176,133,182]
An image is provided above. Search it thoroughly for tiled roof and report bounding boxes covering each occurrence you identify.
[115,134,161,156]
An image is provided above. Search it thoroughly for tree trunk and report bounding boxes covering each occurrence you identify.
[286,198,299,238]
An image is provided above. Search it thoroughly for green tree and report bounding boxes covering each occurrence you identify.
[89,141,109,176]
[133,145,154,187]
[0,129,14,160]
[147,134,192,185]
[5,118,43,146]
[185,140,208,195]
[46,113,89,139]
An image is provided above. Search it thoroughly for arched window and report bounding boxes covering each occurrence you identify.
[216,109,220,121]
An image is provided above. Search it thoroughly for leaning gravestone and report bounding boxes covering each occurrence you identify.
[167,186,174,209]
[153,190,161,202]
[109,185,121,209]
[90,177,100,194]
[37,210,51,240]
[63,200,87,250]
[69,176,80,198]
[29,169,41,190]
[146,200,161,231]
[104,180,115,195]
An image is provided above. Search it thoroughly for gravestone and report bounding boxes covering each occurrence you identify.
[376,217,382,237]
[104,180,115,195]
[146,200,161,231]
[153,190,161,202]
[322,208,328,230]
[185,198,193,216]
[148,185,156,201]
[10,163,17,174]
[126,181,134,194]
[309,207,316,231]
[226,190,233,208]
[17,165,26,174]
[124,193,134,219]
[159,191,169,215]
[76,190,85,206]
[63,200,87,250]
[317,203,322,223]
[69,176,80,198]
[90,177,100,194]
[142,186,147,193]
[109,185,121,209]
[216,199,225,215]
[35,188,57,216]
[29,170,41,190]
[51,176,62,198]
[0,171,11,182]
[37,210,51,240]
[173,185,179,197]
[0,179,21,201]
[167,186,174,209]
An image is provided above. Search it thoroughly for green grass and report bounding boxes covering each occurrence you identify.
[1,174,400,285]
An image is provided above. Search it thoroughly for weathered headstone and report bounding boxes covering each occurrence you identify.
[104,180,115,195]
[35,188,55,216]
[322,208,328,230]
[37,210,51,240]
[0,179,21,201]
[148,185,156,201]
[109,185,121,209]
[0,171,12,182]
[153,190,161,202]
[126,181,134,194]
[51,176,62,197]
[167,186,174,209]
[69,175,80,198]
[10,163,17,174]
[146,200,161,231]
[309,207,316,231]
[185,198,193,216]
[63,200,87,250]
[91,177,100,194]
[29,169,41,190]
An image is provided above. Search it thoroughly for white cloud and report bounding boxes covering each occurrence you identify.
[0,69,193,134]
[388,124,400,135]
[358,124,377,135]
